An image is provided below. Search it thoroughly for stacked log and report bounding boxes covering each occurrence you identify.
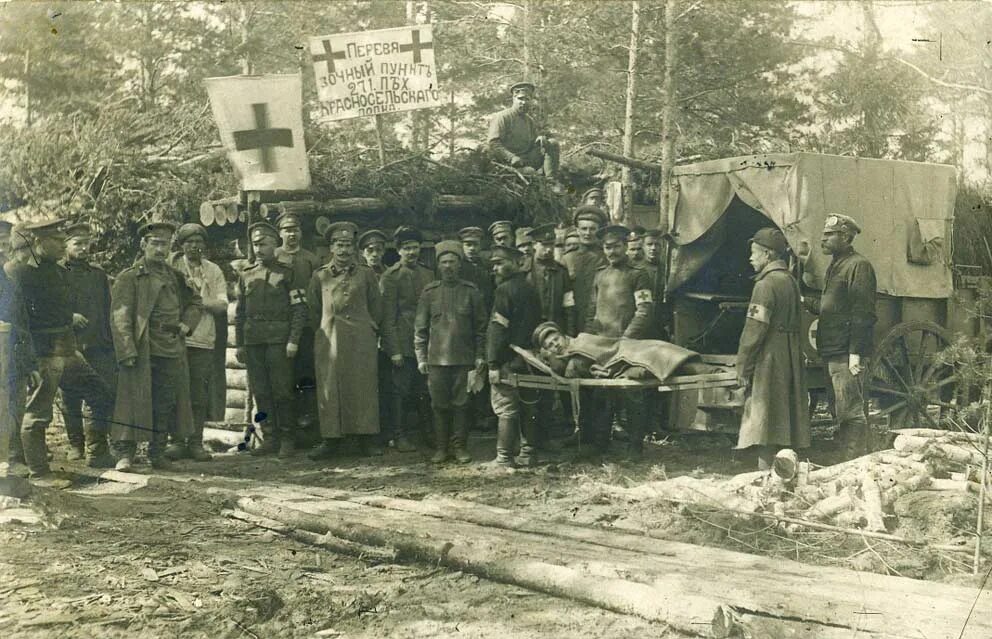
[223,301,251,425]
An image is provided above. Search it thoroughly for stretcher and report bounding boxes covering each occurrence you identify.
[500,345,739,427]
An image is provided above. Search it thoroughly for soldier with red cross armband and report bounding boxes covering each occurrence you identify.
[735,228,810,470]
[235,222,308,458]
[580,225,655,461]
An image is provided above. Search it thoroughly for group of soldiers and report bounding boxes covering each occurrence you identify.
[0,186,877,481]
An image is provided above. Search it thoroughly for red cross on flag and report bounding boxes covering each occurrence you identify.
[205,74,311,191]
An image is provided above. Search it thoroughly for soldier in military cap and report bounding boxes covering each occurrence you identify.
[0,220,37,476]
[110,221,203,472]
[308,221,384,460]
[457,226,494,310]
[488,220,515,249]
[5,218,114,478]
[275,212,321,444]
[582,224,655,461]
[562,206,608,335]
[736,228,810,469]
[515,226,534,258]
[562,227,580,256]
[59,222,116,467]
[486,245,543,468]
[626,226,646,267]
[488,81,561,182]
[379,225,434,453]
[166,223,228,462]
[641,229,670,339]
[358,229,388,276]
[581,187,606,211]
[234,222,307,457]
[414,240,487,464]
[815,214,877,459]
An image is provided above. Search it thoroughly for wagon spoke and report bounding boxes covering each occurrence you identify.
[877,400,909,418]
[897,335,917,386]
[881,355,912,393]
[870,386,909,398]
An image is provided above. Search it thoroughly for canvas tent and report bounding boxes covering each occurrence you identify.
[665,153,957,299]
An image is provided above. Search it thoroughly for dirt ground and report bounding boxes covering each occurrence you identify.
[0,422,979,638]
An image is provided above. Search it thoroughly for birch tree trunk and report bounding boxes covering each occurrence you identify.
[658,0,679,232]
[621,1,641,223]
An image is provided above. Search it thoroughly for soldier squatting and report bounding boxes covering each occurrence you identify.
[0,83,877,482]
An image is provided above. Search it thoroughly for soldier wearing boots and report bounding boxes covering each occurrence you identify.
[275,213,322,446]
[59,222,116,468]
[381,226,434,453]
[486,246,542,468]
[0,220,38,477]
[414,240,487,464]
[235,222,307,457]
[111,222,203,471]
[581,225,655,461]
[166,223,228,462]
[8,218,115,478]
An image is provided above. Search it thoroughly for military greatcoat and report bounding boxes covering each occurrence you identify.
[736,260,811,449]
[309,262,383,437]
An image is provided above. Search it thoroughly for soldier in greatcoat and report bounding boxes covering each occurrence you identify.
[582,225,655,461]
[735,228,811,469]
[60,222,116,467]
[414,240,487,464]
[235,222,307,457]
[486,246,543,468]
[380,226,434,453]
[308,222,384,460]
[562,206,607,335]
[110,222,203,472]
[815,214,877,459]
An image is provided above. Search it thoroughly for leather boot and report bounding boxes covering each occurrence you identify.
[275,403,296,459]
[515,412,538,467]
[85,425,115,468]
[361,435,384,457]
[307,439,336,461]
[493,416,517,467]
[113,441,135,472]
[164,439,189,461]
[250,426,280,456]
[21,429,50,477]
[450,407,472,464]
[187,438,214,462]
[431,408,450,464]
[65,421,85,461]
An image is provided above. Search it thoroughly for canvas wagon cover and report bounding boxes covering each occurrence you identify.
[666,153,957,299]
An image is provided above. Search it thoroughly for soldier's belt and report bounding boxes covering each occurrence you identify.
[148,319,182,335]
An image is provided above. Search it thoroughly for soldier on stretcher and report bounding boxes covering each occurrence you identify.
[531,321,715,382]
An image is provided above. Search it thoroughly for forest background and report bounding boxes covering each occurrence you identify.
[1,0,990,271]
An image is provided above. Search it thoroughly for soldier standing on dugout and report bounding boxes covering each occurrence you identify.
[235,222,308,457]
[59,222,117,468]
[380,226,434,453]
[110,222,202,472]
[814,214,877,460]
[562,206,608,335]
[414,240,487,464]
[582,224,655,461]
[486,245,543,469]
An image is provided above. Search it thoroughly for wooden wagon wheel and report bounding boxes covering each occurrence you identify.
[864,320,956,430]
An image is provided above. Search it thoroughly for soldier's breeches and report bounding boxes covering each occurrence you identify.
[826,356,868,430]
[427,365,471,410]
[186,347,213,441]
[245,344,295,435]
[148,356,182,457]
[391,356,428,438]
[61,347,117,446]
[489,381,521,418]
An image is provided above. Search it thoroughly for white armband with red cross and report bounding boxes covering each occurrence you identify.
[289,289,307,305]
[746,303,770,324]
[634,289,653,304]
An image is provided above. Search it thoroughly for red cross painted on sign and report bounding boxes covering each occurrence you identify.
[399,29,433,63]
[233,103,293,173]
[312,39,347,74]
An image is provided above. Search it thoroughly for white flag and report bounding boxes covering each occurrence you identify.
[205,74,311,191]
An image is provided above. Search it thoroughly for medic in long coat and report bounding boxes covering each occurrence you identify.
[735,228,810,469]
[307,222,384,460]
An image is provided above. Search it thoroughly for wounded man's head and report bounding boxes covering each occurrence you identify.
[533,321,568,356]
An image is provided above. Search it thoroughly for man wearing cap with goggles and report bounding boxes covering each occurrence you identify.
[582,224,655,461]
[562,206,608,335]
[110,221,203,472]
[308,222,384,460]
[816,213,877,459]
[59,222,117,467]
[234,222,308,458]
[275,212,322,442]
[414,240,487,464]
[488,81,560,181]
[380,225,434,454]
[735,228,810,470]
